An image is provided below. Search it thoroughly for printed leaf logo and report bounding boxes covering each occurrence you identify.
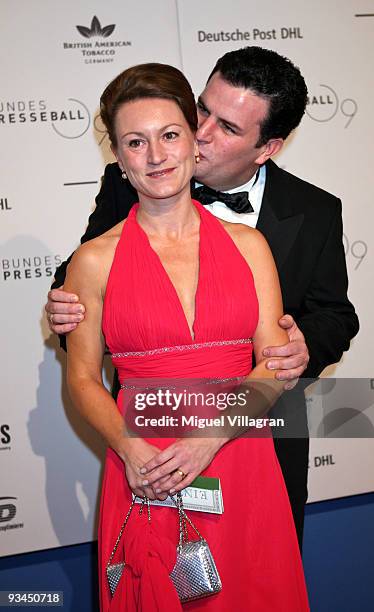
[76,16,115,38]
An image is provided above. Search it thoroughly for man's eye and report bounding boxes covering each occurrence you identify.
[222,123,236,134]
[163,131,178,140]
[197,102,208,115]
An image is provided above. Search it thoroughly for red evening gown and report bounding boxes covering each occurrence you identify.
[100,200,309,611]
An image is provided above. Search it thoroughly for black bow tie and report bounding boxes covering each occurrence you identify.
[193,184,254,214]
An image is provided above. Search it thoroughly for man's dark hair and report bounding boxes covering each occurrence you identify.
[208,46,308,146]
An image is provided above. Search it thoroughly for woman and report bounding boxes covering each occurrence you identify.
[64,63,309,611]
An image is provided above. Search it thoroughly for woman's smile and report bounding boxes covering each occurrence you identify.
[146,167,176,178]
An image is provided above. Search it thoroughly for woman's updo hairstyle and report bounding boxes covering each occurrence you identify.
[100,63,198,148]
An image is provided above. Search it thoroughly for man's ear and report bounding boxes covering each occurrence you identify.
[254,138,284,165]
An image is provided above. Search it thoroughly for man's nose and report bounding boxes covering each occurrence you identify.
[196,115,215,143]
[148,140,167,165]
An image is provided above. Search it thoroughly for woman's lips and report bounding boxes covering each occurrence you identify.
[146,167,176,178]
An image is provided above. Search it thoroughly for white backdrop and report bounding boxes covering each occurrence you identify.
[1,0,373,556]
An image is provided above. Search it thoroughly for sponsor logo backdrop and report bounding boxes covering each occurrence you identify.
[0,0,372,555]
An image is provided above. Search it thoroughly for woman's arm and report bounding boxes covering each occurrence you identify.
[237,227,288,412]
[64,239,165,500]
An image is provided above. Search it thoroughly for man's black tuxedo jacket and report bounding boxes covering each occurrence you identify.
[53,159,359,546]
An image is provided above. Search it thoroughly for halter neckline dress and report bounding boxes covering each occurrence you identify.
[99,200,309,611]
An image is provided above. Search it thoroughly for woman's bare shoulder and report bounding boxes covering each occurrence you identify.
[101,219,127,239]
[218,219,270,259]
[73,221,125,262]
[66,220,126,288]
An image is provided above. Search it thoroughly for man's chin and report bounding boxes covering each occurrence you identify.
[194,163,212,184]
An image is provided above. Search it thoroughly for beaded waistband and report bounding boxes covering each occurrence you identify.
[111,337,253,359]
[120,376,242,390]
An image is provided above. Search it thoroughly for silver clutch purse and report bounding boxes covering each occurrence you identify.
[107,493,222,602]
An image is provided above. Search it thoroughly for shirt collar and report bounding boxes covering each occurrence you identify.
[195,165,266,215]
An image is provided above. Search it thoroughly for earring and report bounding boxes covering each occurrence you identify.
[122,171,127,180]
[195,154,200,163]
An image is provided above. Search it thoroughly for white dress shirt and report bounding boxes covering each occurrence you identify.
[200,164,266,229]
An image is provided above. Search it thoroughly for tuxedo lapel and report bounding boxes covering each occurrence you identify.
[256,161,304,270]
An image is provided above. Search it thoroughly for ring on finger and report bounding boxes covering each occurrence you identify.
[176,468,186,481]
[49,313,54,325]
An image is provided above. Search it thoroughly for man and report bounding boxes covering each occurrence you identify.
[46,47,359,549]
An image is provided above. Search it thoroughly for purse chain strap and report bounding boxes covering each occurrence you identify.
[175,492,204,549]
[107,491,204,567]
[107,495,151,568]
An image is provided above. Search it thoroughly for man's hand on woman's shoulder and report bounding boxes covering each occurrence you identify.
[45,287,85,335]
[263,314,309,389]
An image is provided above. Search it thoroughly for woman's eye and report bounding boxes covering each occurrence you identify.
[163,131,178,141]
[128,139,143,148]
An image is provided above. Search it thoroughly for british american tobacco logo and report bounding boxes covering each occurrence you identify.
[76,16,115,38]
[63,15,131,65]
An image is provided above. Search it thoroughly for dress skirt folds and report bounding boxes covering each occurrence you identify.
[99,201,309,611]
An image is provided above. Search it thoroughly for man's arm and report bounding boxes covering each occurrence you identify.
[296,199,359,378]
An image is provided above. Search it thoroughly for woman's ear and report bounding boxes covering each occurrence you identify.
[194,141,200,163]
[111,144,124,172]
